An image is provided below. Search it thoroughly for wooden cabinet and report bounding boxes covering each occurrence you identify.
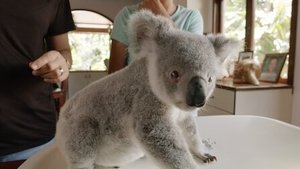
[200,79,293,122]
[68,71,107,97]
[206,88,235,115]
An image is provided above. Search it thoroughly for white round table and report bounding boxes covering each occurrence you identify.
[19,115,300,169]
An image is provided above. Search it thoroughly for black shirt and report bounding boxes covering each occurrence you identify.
[0,0,75,155]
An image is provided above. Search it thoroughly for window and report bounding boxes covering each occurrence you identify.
[69,10,113,71]
[216,0,297,84]
[224,0,246,41]
[254,0,291,79]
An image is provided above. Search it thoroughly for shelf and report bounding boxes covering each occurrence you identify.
[217,78,292,91]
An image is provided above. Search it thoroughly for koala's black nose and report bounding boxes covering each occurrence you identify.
[186,76,206,107]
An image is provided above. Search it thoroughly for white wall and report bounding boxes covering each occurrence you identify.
[70,0,140,20]
[292,1,300,126]
[187,0,201,9]
[175,0,187,6]
[188,0,213,33]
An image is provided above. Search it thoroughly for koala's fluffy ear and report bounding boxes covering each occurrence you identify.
[207,34,241,63]
[127,10,174,56]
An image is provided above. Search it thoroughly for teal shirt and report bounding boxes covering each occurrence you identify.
[111,4,204,64]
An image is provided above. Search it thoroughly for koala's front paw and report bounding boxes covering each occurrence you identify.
[202,153,217,163]
[195,153,217,163]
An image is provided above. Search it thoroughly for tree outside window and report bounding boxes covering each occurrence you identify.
[69,32,110,71]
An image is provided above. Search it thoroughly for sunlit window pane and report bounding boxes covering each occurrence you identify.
[69,32,110,71]
[255,0,291,79]
[69,10,112,71]
[254,0,291,62]
[224,0,246,41]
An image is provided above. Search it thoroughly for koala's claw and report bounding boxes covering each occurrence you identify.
[203,154,217,163]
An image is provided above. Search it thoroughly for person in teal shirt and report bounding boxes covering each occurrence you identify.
[108,0,203,73]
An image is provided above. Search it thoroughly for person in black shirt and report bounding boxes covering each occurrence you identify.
[0,0,75,162]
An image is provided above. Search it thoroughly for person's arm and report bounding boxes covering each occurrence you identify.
[108,6,131,74]
[108,40,127,74]
[29,33,72,83]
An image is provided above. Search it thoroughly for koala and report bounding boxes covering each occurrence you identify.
[56,11,240,169]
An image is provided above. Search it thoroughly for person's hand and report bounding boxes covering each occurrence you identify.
[139,0,169,16]
[29,50,69,83]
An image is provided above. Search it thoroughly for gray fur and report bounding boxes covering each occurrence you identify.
[56,10,240,169]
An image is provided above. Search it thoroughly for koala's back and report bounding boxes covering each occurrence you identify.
[60,59,150,126]
[56,58,150,167]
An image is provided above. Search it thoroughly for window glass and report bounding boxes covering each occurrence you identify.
[224,0,246,41]
[255,0,291,78]
[69,10,112,71]
[69,32,110,71]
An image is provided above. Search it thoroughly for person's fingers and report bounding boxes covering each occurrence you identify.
[42,67,68,83]
[29,51,60,70]
[29,50,69,83]
[44,76,63,83]
[43,69,68,83]
[32,58,62,76]
[40,67,64,79]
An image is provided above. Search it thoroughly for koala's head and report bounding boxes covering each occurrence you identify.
[128,11,240,112]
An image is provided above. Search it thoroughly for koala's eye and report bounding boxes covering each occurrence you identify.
[208,77,212,83]
[170,71,180,81]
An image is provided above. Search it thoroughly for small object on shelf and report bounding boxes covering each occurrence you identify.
[233,58,261,85]
[238,51,254,62]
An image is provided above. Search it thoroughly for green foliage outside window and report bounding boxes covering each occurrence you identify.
[69,32,111,71]
[224,0,246,41]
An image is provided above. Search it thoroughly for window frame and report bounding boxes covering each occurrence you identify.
[213,0,298,85]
